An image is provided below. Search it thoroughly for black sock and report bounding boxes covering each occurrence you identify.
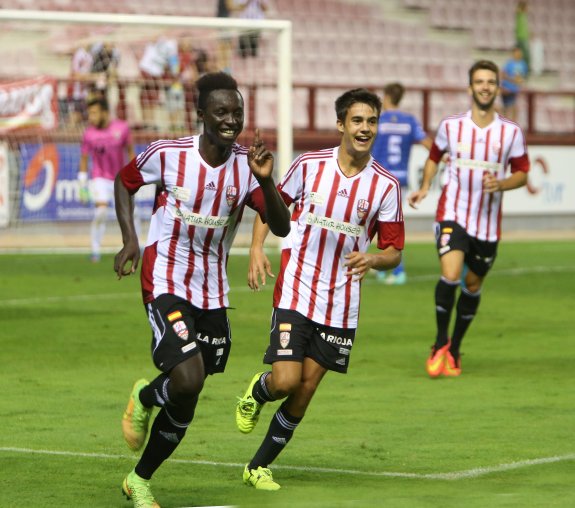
[252,372,276,404]
[248,403,302,470]
[451,287,481,358]
[134,406,191,480]
[139,374,170,408]
[434,277,459,347]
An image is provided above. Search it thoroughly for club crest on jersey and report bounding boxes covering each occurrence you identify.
[492,141,502,155]
[279,331,290,348]
[226,185,238,206]
[172,320,189,341]
[357,199,369,219]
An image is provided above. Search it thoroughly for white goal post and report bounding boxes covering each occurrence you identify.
[0,8,293,175]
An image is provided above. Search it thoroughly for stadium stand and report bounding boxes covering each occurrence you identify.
[0,0,574,134]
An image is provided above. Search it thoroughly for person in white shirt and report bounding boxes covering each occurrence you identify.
[138,37,179,129]
[234,0,269,58]
[408,60,530,378]
[114,71,290,508]
[235,88,404,491]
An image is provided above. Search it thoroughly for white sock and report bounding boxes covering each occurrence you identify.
[91,206,108,255]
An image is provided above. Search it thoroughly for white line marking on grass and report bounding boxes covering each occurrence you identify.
[1,447,573,481]
[1,265,574,307]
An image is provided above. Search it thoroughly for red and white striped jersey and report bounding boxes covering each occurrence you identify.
[431,111,530,241]
[274,147,404,329]
[120,135,265,309]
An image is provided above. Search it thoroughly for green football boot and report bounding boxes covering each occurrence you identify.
[236,372,265,434]
[122,470,160,508]
[122,379,152,451]
[243,464,281,491]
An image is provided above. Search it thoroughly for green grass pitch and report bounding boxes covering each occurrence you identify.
[1,240,574,507]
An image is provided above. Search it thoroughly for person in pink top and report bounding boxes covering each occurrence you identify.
[79,97,135,262]
[408,60,530,378]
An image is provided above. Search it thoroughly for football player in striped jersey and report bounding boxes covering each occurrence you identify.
[408,60,530,378]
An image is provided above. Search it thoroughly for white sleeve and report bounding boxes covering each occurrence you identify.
[377,179,403,223]
[134,140,165,185]
[434,119,449,152]
[509,126,527,158]
[278,154,305,203]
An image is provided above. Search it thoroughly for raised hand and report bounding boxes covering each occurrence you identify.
[247,128,274,180]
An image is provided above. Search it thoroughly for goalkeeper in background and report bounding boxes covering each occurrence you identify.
[79,97,138,262]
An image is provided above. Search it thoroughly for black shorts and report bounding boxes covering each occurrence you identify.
[145,294,231,375]
[263,308,356,374]
[435,221,498,277]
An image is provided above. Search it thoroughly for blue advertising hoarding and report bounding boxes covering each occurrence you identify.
[19,142,154,221]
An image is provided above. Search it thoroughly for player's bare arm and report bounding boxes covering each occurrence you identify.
[408,157,438,208]
[248,214,274,291]
[344,247,401,281]
[483,169,528,194]
[248,129,291,238]
[113,172,139,279]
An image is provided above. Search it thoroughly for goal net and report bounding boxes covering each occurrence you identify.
[0,8,292,252]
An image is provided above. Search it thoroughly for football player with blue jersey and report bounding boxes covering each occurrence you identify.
[371,83,432,284]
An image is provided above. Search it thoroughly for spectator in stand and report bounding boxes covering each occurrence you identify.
[165,43,186,133]
[138,37,179,129]
[178,40,199,133]
[234,0,269,59]
[67,43,93,127]
[530,31,544,77]
[500,46,528,121]
[515,1,530,73]
[90,42,120,100]
[216,0,234,72]
[190,48,219,130]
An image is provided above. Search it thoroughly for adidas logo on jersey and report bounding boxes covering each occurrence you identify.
[205,181,217,191]
[337,188,349,198]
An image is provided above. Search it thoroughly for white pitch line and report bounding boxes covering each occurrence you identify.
[1,265,573,307]
[0,447,573,481]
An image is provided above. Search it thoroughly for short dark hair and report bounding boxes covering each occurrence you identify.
[86,96,109,111]
[468,60,500,86]
[196,72,239,110]
[334,88,382,122]
[383,83,405,106]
